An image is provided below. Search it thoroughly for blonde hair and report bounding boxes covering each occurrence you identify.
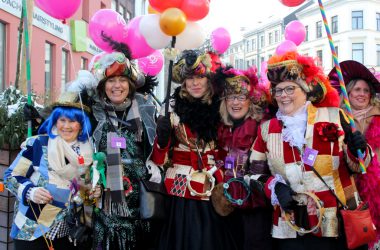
[219,97,263,126]
[341,79,380,108]
[179,80,214,105]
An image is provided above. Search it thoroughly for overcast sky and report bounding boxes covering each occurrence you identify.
[200,0,296,42]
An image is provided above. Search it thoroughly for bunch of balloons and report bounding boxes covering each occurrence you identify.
[275,20,306,56]
[275,0,306,55]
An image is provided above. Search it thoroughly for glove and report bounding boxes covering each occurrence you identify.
[23,103,41,121]
[274,182,297,212]
[156,116,171,148]
[346,131,367,157]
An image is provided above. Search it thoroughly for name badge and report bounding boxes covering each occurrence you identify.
[225,155,236,170]
[302,147,318,166]
[111,136,126,149]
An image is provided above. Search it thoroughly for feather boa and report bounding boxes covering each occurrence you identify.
[172,87,220,143]
[355,116,380,238]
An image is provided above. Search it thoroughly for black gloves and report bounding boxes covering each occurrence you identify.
[274,182,297,212]
[156,116,171,148]
[346,131,367,157]
[23,103,41,121]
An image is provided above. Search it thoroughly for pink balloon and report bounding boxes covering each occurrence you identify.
[138,50,164,76]
[275,40,297,56]
[285,21,306,46]
[210,27,231,54]
[35,0,81,20]
[89,9,128,52]
[125,16,155,59]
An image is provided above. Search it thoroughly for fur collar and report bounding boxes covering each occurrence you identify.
[172,87,221,143]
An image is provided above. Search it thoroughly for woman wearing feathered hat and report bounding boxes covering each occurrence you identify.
[329,60,380,250]
[68,37,159,249]
[148,50,237,250]
[247,51,371,249]
[4,93,93,250]
[212,65,273,250]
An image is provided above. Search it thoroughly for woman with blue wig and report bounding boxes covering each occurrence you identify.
[4,92,94,250]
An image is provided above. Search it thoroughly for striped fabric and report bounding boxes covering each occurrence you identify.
[250,104,371,238]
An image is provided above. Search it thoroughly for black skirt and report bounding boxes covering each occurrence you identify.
[157,196,239,250]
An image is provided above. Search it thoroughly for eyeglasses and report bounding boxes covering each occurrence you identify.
[272,86,300,97]
[225,95,248,102]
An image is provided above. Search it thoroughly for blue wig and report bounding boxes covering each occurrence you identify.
[38,107,92,142]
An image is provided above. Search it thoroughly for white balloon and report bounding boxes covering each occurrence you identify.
[139,14,171,50]
[175,22,206,51]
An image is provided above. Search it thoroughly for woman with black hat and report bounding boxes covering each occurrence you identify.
[148,50,238,250]
[329,61,380,250]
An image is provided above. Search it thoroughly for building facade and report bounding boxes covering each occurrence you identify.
[0,0,139,103]
[223,0,380,74]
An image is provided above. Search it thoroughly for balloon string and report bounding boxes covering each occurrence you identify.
[164,36,177,117]
[317,0,366,173]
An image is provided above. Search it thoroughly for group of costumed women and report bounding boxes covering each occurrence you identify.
[5,34,380,250]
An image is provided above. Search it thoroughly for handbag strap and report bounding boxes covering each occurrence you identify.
[310,167,346,209]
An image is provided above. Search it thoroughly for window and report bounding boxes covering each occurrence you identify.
[316,50,323,66]
[126,11,131,22]
[377,44,380,66]
[0,22,5,91]
[332,46,338,67]
[260,56,265,63]
[316,21,322,38]
[275,30,279,43]
[252,39,256,50]
[352,11,363,30]
[45,43,53,104]
[246,61,250,69]
[252,59,256,67]
[82,0,90,22]
[352,43,364,63]
[268,32,273,45]
[81,57,88,70]
[111,0,117,10]
[260,35,264,48]
[246,40,250,52]
[377,13,380,31]
[61,49,69,92]
[119,5,126,19]
[234,59,239,68]
[331,16,338,34]
[305,25,308,41]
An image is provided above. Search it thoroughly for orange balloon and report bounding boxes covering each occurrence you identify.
[148,5,160,14]
[159,8,187,36]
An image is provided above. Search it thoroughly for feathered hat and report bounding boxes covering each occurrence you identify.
[172,50,212,83]
[267,51,339,107]
[90,34,159,96]
[214,65,270,106]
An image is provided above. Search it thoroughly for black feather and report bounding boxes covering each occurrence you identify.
[137,75,159,94]
[172,87,221,143]
[101,31,132,60]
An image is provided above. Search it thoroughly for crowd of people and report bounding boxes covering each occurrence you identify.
[3,37,380,250]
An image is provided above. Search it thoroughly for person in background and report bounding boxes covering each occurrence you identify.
[148,50,238,250]
[4,93,93,250]
[248,51,371,250]
[329,60,380,250]
[214,65,273,250]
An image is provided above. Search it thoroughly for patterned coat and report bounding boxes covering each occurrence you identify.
[151,112,223,201]
[249,104,371,239]
[4,135,72,240]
